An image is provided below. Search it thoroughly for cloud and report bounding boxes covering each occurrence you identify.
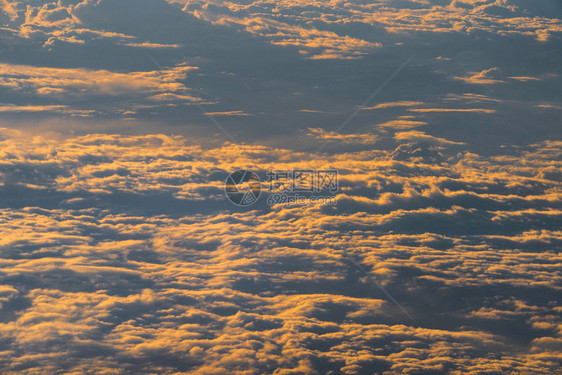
[454,67,505,84]
[364,101,425,110]
[173,0,562,47]
[509,76,542,82]
[408,108,496,114]
[536,104,562,110]
[375,120,427,130]
[394,131,466,146]
[443,93,503,103]
[305,127,378,144]
[0,62,198,97]
[0,129,559,373]
[0,62,202,117]
[120,42,181,48]
[0,1,560,373]
[204,111,252,116]
[179,10,380,59]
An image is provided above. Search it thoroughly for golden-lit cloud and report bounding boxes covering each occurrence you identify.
[0,63,197,97]
[408,108,496,114]
[375,120,427,130]
[185,12,380,59]
[204,110,252,116]
[509,76,542,82]
[0,128,559,373]
[0,0,561,373]
[0,62,202,116]
[453,67,505,84]
[364,101,425,110]
[171,0,562,58]
[305,127,378,144]
[394,130,466,145]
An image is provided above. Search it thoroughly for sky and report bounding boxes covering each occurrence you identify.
[0,0,561,374]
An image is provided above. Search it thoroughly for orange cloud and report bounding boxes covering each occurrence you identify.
[453,67,505,84]
[306,127,378,144]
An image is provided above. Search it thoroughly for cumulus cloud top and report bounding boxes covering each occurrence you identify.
[0,129,560,373]
[0,0,561,373]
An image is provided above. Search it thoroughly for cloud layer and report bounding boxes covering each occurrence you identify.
[0,0,561,373]
[0,129,560,374]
